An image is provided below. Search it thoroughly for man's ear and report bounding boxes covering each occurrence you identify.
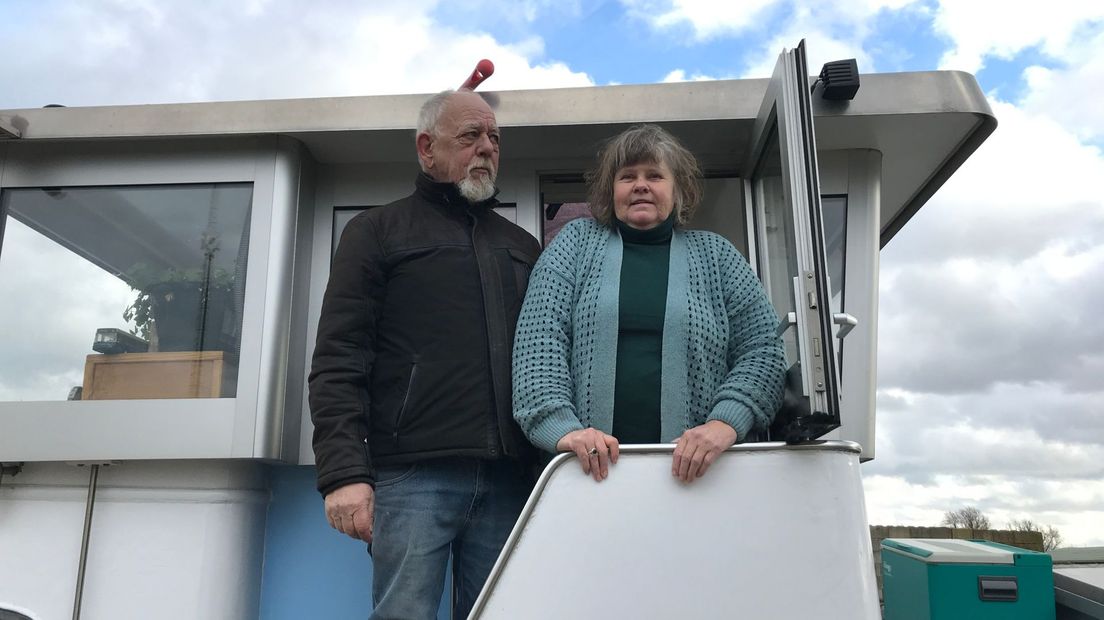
[416,132,434,170]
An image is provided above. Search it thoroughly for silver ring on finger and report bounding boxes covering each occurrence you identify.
[588,447,599,457]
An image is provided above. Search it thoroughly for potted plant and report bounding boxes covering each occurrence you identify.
[123,263,237,353]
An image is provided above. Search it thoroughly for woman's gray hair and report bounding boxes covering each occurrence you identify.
[586,124,703,227]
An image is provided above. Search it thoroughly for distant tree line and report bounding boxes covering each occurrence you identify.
[940,506,1063,551]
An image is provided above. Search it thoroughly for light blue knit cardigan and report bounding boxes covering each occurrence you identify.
[512,218,786,453]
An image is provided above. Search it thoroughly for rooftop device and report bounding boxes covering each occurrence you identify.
[817,58,861,100]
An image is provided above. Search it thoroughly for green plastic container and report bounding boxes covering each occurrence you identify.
[882,538,1055,620]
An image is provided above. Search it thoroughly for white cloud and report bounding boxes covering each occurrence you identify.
[0,0,592,109]
[870,91,1104,547]
[933,0,1104,73]
[637,0,778,39]
[622,0,920,41]
[620,0,907,78]
[876,100,1104,395]
[661,68,723,82]
[863,474,1104,546]
[737,29,875,78]
[622,0,924,53]
[1019,28,1104,143]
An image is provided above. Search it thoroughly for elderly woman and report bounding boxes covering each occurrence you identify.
[512,124,786,483]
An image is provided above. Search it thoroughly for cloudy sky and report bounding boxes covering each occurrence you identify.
[1,0,1102,546]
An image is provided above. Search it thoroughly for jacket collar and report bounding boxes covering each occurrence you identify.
[415,172,499,212]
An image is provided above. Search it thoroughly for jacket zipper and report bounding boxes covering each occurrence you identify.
[467,209,502,457]
[393,359,418,439]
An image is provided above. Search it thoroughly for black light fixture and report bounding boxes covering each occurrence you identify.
[816,59,860,101]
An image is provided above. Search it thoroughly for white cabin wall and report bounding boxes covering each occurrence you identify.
[0,461,269,620]
[687,178,749,256]
[816,149,882,461]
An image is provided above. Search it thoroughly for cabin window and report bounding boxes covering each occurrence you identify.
[0,183,253,402]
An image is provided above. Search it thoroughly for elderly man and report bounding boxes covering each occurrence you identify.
[309,89,540,619]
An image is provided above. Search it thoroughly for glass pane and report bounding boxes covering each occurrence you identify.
[821,195,847,310]
[0,184,252,401]
[542,202,593,247]
[822,195,847,374]
[754,122,800,368]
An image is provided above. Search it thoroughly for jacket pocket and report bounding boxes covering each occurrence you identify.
[393,358,419,437]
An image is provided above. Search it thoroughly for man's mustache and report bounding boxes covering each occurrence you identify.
[467,157,496,178]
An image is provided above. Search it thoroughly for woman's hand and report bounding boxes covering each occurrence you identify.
[557,428,620,482]
[671,420,738,483]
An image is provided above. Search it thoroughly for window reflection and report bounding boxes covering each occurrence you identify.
[0,184,252,401]
[753,123,801,367]
[821,195,848,375]
[822,195,847,310]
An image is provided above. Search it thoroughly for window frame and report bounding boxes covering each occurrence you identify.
[0,136,305,461]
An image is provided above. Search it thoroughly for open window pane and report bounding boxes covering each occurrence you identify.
[754,123,801,367]
[0,184,252,401]
[746,41,841,440]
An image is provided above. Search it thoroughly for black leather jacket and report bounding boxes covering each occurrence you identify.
[309,174,541,495]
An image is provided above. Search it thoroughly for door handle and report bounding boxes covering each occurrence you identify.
[833,313,858,339]
[780,312,857,339]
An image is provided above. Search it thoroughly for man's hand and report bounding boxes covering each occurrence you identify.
[671,420,738,483]
[556,428,619,482]
[324,482,375,542]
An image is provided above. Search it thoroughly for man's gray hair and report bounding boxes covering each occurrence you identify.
[417,90,455,137]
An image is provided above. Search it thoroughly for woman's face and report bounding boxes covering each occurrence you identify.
[612,159,676,230]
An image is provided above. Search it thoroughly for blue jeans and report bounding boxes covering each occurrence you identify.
[368,457,531,620]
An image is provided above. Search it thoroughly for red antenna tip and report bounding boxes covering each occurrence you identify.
[460,59,495,91]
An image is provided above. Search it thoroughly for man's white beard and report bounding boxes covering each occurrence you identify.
[457,158,496,202]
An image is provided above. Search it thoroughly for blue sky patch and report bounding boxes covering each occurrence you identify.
[861,2,946,73]
[976,44,1062,103]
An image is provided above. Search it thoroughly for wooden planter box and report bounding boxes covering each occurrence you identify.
[82,351,224,400]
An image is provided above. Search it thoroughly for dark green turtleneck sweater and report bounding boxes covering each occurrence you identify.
[612,213,675,444]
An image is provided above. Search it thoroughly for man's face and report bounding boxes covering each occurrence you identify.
[425,92,500,201]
